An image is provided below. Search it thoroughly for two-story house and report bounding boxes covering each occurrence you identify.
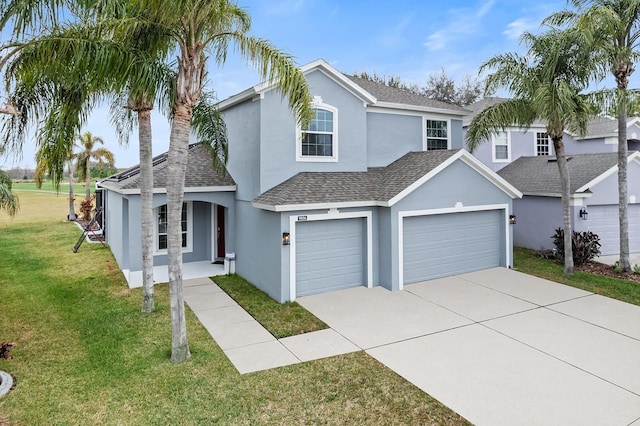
[464,97,640,256]
[98,60,521,302]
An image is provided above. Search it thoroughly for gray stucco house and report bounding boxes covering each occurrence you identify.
[99,59,522,302]
[498,152,640,255]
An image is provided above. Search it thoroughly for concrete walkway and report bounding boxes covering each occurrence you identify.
[183,277,359,374]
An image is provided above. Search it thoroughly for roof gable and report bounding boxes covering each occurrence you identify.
[218,59,468,115]
[98,143,236,194]
[252,149,521,211]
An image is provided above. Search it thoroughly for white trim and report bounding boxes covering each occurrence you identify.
[491,131,511,162]
[533,131,553,156]
[253,200,379,212]
[575,151,640,193]
[289,210,373,301]
[97,184,236,195]
[423,118,451,151]
[604,136,618,145]
[154,201,193,255]
[296,99,339,162]
[388,150,522,206]
[397,204,510,289]
[374,101,468,116]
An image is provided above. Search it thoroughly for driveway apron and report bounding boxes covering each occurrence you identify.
[297,267,640,426]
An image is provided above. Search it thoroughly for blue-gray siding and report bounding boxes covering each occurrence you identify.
[295,218,365,297]
[403,210,502,283]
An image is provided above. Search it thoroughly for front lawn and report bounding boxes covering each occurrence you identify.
[0,220,468,425]
[514,247,640,306]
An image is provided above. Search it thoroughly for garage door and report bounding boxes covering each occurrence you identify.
[585,205,640,255]
[403,210,502,284]
[296,218,365,297]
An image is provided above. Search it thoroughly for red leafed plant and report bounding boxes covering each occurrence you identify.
[0,342,15,359]
[79,196,94,222]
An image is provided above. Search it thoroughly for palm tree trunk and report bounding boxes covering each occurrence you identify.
[553,136,574,274]
[68,161,77,221]
[139,108,155,313]
[167,103,192,363]
[617,99,630,271]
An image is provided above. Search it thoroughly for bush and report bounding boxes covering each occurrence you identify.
[552,228,601,265]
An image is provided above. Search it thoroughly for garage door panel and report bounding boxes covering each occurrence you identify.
[403,210,502,284]
[296,218,365,297]
[586,205,640,255]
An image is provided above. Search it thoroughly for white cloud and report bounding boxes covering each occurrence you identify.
[476,0,496,18]
[502,18,536,40]
[424,30,448,51]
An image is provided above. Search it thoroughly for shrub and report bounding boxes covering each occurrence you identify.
[633,264,640,275]
[0,342,14,360]
[552,228,601,265]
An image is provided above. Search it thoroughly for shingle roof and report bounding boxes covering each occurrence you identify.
[346,75,469,113]
[253,150,461,208]
[99,143,236,193]
[497,153,619,195]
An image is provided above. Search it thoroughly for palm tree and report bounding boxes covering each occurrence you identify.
[0,170,19,217]
[134,0,313,362]
[545,0,640,271]
[75,131,115,200]
[466,30,597,274]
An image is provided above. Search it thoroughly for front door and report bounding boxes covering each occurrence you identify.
[216,205,226,259]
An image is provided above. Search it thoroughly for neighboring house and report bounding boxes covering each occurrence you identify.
[498,152,640,255]
[464,97,640,172]
[98,59,522,303]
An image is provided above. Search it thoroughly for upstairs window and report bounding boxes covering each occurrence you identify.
[156,202,192,253]
[492,131,510,162]
[536,132,551,156]
[297,99,338,162]
[425,119,449,150]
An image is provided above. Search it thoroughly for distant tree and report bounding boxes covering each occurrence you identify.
[354,68,483,106]
[424,68,484,106]
[35,144,77,220]
[0,169,19,217]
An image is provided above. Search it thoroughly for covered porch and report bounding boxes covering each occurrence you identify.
[124,260,227,288]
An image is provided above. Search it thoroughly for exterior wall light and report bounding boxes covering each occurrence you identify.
[282,232,290,245]
[509,215,516,225]
[579,207,588,220]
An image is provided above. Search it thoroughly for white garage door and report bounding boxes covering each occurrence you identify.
[296,218,365,297]
[585,205,640,255]
[403,210,503,284]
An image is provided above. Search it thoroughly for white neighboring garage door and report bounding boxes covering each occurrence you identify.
[296,218,365,297]
[585,204,640,255]
[403,209,503,284]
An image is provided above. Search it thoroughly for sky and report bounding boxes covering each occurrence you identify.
[1,0,636,170]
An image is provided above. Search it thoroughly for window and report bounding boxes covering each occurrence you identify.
[156,202,191,253]
[425,119,449,150]
[492,131,510,161]
[297,100,338,161]
[536,132,551,156]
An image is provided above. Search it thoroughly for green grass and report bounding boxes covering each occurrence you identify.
[514,247,640,306]
[214,274,328,338]
[0,217,469,425]
[12,180,90,195]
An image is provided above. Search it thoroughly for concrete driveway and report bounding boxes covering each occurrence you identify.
[297,267,640,426]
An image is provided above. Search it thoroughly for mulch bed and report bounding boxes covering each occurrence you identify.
[576,261,640,284]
